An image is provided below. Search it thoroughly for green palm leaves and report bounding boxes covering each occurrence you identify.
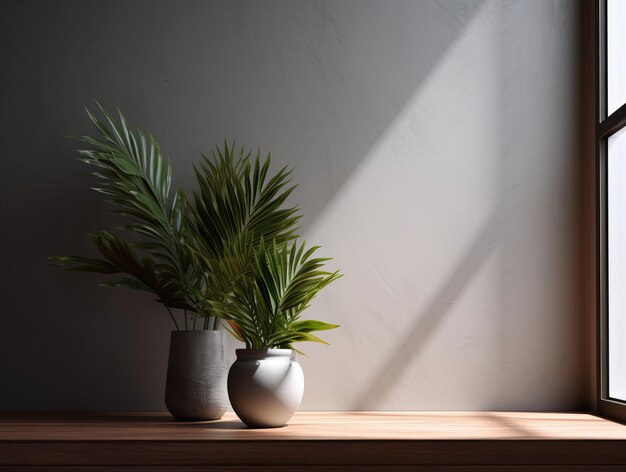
[52,105,197,329]
[188,144,301,315]
[53,106,341,347]
[191,145,300,258]
[210,240,341,349]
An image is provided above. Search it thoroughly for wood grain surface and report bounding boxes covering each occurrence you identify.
[1,411,626,441]
[1,411,626,470]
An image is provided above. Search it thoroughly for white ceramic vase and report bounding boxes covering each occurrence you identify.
[227,349,304,428]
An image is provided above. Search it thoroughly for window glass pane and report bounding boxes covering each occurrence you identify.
[609,126,626,401]
[608,0,626,115]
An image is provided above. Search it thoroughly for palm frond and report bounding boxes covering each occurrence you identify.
[54,106,198,323]
[209,239,341,349]
[190,143,302,311]
[53,231,194,310]
[191,144,301,256]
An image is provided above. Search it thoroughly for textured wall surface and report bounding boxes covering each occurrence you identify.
[0,0,590,410]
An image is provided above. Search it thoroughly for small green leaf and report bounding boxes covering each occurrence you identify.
[291,320,340,333]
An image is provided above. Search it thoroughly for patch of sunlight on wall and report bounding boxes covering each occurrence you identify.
[298,1,504,410]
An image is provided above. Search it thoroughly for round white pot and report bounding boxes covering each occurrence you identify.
[227,349,304,428]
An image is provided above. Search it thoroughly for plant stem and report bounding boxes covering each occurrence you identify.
[212,315,220,330]
[184,309,188,331]
[166,307,180,331]
[192,311,197,331]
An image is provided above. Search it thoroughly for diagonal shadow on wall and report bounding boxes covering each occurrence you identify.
[352,209,504,409]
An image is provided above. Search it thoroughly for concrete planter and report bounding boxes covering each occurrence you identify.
[228,349,304,428]
[164,330,229,421]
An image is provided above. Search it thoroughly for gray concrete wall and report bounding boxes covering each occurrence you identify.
[0,0,591,410]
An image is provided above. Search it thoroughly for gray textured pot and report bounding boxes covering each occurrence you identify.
[164,330,229,421]
[228,349,304,428]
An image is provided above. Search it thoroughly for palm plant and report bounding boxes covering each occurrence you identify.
[208,239,342,351]
[52,105,199,329]
[52,106,301,331]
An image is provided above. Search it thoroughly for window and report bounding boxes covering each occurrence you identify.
[608,127,626,402]
[598,0,626,421]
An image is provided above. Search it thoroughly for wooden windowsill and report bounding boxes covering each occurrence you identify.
[1,411,626,470]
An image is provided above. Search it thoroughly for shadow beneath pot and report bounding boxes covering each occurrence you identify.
[177,418,292,430]
[178,419,248,429]
[146,415,244,428]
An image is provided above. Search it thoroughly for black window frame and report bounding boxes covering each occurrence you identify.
[597,0,626,422]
